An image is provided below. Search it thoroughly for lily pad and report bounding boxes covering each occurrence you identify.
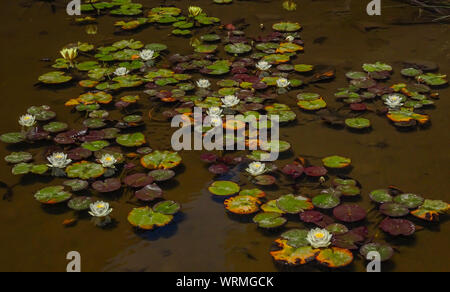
[209,181,240,196]
[63,180,89,192]
[326,223,349,235]
[380,203,409,217]
[254,175,277,186]
[393,193,424,209]
[239,189,266,198]
[39,71,72,84]
[333,204,367,223]
[153,201,181,215]
[0,132,26,144]
[312,193,340,209]
[272,22,302,32]
[297,98,327,111]
[148,169,176,182]
[66,161,105,180]
[135,184,163,202]
[362,62,392,73]
[225,43,252,55]
[92,178,122,193]
[369,189,393,204]
[416,73,447,86]
[380,218,415,236]
[124,173,154,188]
[82,140,109,152]
[276,194,314,214]
[261,200,285,214]
[281,229,310,248]
[225,195,261,214]
[304,166,327,177]
[316,247,353,268]
[68,196,94,211]
[360,243,394,262]
[43,122,68,133]
[127,207,174,230]
[253,212,287,229]
[34,186,72,204]
[345,118,371,129]
[5,152,32,164]
[116,133,146,147]
[322,156,351,169]
[271,239,317,266]
[141,151,182,170]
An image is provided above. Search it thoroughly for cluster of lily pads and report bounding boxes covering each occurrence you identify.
[330,61,447,130]
[204,150,449,268]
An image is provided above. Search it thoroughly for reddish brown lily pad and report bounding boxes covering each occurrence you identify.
[380,218,415,236]
[333,204,367,223]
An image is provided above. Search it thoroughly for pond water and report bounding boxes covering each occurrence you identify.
[0,0,449,272]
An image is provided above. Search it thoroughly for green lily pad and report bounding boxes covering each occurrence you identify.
[393,193,424,209]
[360,243,394,262]
[5,152,32,164]
[272,22,302,32]
[12,163,32,175]
[148,169,176,182]
[153,200,181,215]
[253,212,287,229]
[260,140,291,153]
[276,194,314,214]
[63,180,89,192]
[420,199,449,212]
[68,196,94,211]
[34,186,72,204]
[141,151,182,169]
[416,73,447,86]
[225,43,252,55]
[261,200,285,214]
[66,161,105,180]
[322,156,351,169]
[270,239,317,265]
[326,223,349,235]
[43,122,69,133]
[401,68,422,77]
[380,203,409,217]
[369,189,393,204]
[39,71,72,84]
[346,71,367,80]
[0,132,26,144]
[208,181,240,196]
[239,189,266,198]
[281,229,310,248]
[297,98,327,111]
[127,207,174,230]
[312,193,340,209]
[362,62,392,73]
[81,140,110,152]
[316,247,354,268]
[116,133,146,147]
[201,34,221,42]
[294,64,314,72]
[194,44,218,54]
[345,118,371,129]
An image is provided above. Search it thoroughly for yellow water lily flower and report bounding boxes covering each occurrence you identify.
[60,47,78,62]
[188,6,203,17]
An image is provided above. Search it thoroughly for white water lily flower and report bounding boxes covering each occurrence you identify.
[385,94,404,109]
[196,79,211,89]
[139,49,155,61]
[306,228,333,249]
[114,67,129,77]
[60,47,78,61]
[207,107,223,117]
[286,35,295,42]
[100,154,117,168]
[246,162,267,176]
[277,78,290,88]
[209,116,224,127]
[18,114,36,128]
[89,201,113,218]
[256,61,272,71]
[47,152,72,169]
[221,95,240,108]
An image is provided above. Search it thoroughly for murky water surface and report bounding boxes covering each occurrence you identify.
[0,0,449,272]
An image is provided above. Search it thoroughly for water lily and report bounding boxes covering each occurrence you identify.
[246,162,267,176]
[209,116,224,127]
[89,201,113,218]
[385,94,404,109]
[306,228,332,249]
[47,152,72,169]
[196,79,211,89]
[256,61,272,71]
[114,67,129,77]
[277,78,290,88]
[221,95,240,108]
[99,154,117,169]
[188,6,203,17]
[60,47,78,62]
[139,49,155,61]
[18,114,36,128]
[283,0,297,11]
[286,35,295,42]
[207,107,223,117]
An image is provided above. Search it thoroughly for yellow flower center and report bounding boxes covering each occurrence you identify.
[97,204,104,209]
[315,232,325,239]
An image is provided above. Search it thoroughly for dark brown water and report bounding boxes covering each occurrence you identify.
[0,0,449,272]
